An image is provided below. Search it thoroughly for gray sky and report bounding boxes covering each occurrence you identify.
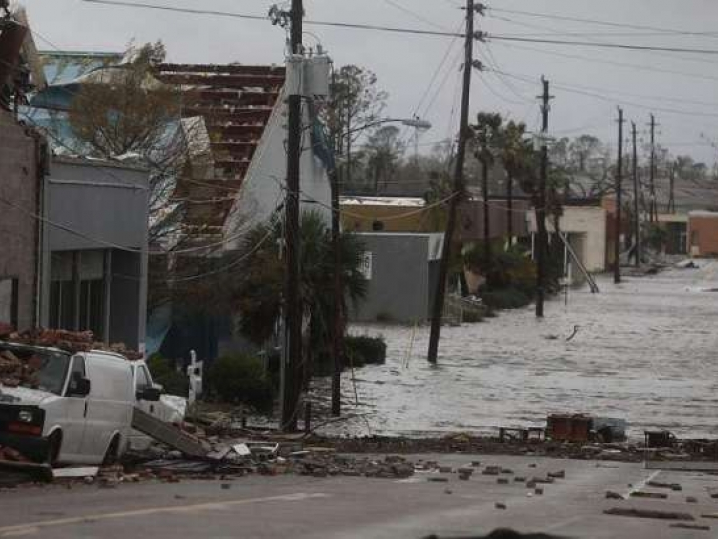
[20,0,718,167]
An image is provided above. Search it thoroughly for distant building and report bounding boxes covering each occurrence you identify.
[348,232,444,324]
[340,196,437,233]
[528,204,608,273]
[688,211,718,257]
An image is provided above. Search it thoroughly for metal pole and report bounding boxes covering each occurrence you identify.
[282,0,303,431]
[632,122,641,267]
[427,0,476,364]
[614,107,624,284]
[651,114,657,223]
[535,77,551,318]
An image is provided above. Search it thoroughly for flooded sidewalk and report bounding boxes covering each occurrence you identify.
[326,261,718,439]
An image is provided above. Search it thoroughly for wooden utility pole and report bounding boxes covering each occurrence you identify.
[482,154,491,262]
[649,114,657,223]
[614,107,624,284]
[535,77,552,318]
[282,0,303,431]
[329,67,343,417]
[668,161,676,214]
[632,121,641,267]
[427,0,479,364]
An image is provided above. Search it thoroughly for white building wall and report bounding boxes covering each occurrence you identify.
[223,88,332,248]
[527,206,607,272]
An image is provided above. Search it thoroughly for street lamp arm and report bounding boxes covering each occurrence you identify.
[344,117,432,137]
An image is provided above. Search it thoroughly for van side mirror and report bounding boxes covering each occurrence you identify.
[69,377,91,398]
[137,387,161,402]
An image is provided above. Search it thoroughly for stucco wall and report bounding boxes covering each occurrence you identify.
[0,112,41,330]
[689,213,718,256]
[224,89,332,244]
[527,206,607,272]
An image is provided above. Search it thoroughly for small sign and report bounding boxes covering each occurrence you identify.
[360,252,373,280]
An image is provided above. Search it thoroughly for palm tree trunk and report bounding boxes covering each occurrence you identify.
[507,174,513,247]
[482,159,491,263]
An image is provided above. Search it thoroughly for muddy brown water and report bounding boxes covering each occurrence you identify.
[320,261,718,440]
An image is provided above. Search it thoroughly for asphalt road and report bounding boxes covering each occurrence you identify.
[1,454,716,538]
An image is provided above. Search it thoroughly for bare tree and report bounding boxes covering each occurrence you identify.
[67,42,200,248]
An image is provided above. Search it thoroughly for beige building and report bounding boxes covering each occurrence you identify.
[527,205,608,273]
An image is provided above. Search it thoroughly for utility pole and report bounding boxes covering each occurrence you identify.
[427,0,481,364]
[481,147,491,263]
[614,107,624,284]
[649,114,657,223]
[535,77,552,318]
[329,75,343,417]
[668,161,676,214]
[282,0,303,431]
[632,121,641,267]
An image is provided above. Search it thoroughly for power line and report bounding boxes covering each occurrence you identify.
[490,39,718,84]
[80,0,462,37]
[488,6,718,38]
[492,69,718,119]
[488,14,718,67]
[382,0,450,32]
[488,35,718,55]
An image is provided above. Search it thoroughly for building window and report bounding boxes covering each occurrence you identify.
[49,251,105,338]
[0,278,19,328]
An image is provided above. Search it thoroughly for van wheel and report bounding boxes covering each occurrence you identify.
[102,435,120,466]
[46,431,62,467]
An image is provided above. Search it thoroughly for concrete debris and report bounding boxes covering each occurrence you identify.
[670,523,710,531]
[52,467,98,479]
[630,491,668,499]
[603,507,695,521]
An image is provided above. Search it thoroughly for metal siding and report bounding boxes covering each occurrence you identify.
[349,234,430,324]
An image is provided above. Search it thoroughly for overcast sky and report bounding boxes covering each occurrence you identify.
[19,0,718,166]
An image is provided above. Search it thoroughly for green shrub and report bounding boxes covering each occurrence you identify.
[147,354,189,397]
[481,287,532,310]
[206,354,274,411]
[345,335,387,368]
[462,308,484,323]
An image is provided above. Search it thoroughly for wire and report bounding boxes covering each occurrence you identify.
[488,7,718,38]
[492,69,718,120]
[488,35,718,56]
[488,14,718,68]
[80,0,463,38]
[490,39,718,85]
[381,0,450,32]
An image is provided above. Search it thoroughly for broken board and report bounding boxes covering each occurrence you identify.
[131,408,208,459]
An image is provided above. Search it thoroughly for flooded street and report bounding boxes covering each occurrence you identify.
[328,261,718,439]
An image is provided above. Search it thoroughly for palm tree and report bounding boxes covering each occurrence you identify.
[498,120,528,247]
[472,112,503,265]
[234,211,367,382]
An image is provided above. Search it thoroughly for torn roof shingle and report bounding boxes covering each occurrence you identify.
[153,63,286,239]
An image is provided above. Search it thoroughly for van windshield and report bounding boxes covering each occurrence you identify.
[0,344,71,396]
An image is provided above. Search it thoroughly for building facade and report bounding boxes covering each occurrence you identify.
[0,111,46,331]
[688,211,718,257]
[39,157,150,350]
[348,232,443,323]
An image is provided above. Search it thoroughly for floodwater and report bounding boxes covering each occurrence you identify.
[323,261,718,440]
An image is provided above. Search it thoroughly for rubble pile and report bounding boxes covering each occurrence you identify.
[0,349,39,388]
[0,445,31,463]
[0,328,143,362]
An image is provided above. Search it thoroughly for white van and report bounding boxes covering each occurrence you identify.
[0,342,162,466]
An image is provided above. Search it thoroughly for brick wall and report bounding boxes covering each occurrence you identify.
[0,111,40,330]
[689,214,718,256]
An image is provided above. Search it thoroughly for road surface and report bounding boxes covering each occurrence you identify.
[1,454,716,538]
